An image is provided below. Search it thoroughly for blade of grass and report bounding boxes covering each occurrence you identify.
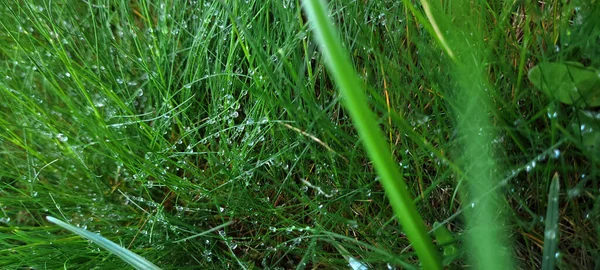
[46,216,161,270]
[301,1,441,269]
[542,173,560,270]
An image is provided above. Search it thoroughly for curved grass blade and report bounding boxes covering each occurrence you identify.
[301,1,441,269]
[542,173,560,270]
[46,216,161,270]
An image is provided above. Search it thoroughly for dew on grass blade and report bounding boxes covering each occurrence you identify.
[348,257,368,270]
[546,103,558,119]
[542,173,560,270]
[525,161,536,172]
[56,133,68,142]
[567,187,580,198]
[46,216,161,270]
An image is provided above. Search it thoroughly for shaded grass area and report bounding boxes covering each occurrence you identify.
[0,0,598,268]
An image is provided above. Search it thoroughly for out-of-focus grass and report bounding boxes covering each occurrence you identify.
[0,0,597,269]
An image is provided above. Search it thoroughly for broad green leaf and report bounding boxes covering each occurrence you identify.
[541,173,560,270]
[46,216,161,270]
[433,221,458,265]
[528,62,600,107]
[574,110,600,158]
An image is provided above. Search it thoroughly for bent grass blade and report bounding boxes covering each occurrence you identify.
[46,216,161,270]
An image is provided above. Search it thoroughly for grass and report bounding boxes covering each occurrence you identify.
[0,0,599,269]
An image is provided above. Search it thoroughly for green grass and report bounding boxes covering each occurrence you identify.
[0,0,598,269]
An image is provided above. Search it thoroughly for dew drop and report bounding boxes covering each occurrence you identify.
[544,229,556,240]
[56,133,68,142]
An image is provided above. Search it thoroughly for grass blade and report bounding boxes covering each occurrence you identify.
[46,216,161,270]
[542,173,560,270]
[301,1,441,268]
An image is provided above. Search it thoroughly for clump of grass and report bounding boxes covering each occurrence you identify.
[0,0,598,269]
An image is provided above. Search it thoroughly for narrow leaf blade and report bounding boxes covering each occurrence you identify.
[46,216,161,270]
[541,173,560,270]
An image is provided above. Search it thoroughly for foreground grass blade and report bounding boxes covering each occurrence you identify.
[542,173,560,270]
[301,1,441,269]
[46,216,161,270]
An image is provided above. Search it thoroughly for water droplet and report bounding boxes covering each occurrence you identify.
[546,105,558,119]
[551,149,560,159]
[544,229,556,240]
[348,257,368,270]
[56,133,68,142]
[567,188,580,198]
[347,220,358,229]
[525,161,536,172]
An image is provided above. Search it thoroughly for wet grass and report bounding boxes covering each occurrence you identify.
[0,0,598,269]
